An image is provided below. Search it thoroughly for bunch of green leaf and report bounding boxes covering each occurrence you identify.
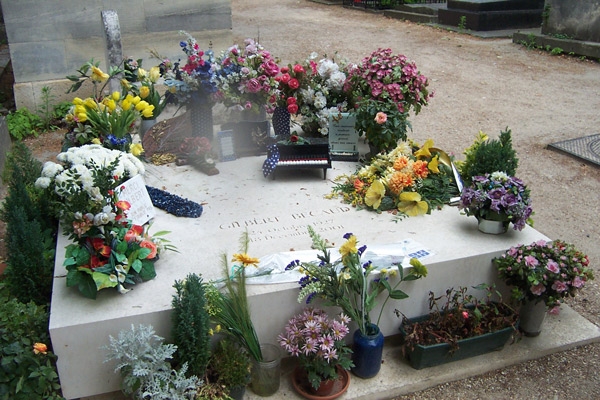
[6,108,43,140]
[104,324,200,400]
[458,127,518,186]
[203,231,263,362]
[0,143,57,305]
[208,337,251,390]
[0,285,63,399]
[171,274,211,378]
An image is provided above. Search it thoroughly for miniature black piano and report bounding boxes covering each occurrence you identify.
[269,138,331,180]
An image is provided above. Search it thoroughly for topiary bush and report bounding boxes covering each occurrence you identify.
[458,127,519,186]
[0,142,57,305]
[171,273,211,378]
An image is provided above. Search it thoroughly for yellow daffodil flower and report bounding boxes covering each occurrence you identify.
[409,258,428,277]
[232,253,260,267]
[397,191,428,216]
[428,154,440,173]
[414,138,434,159]
[149,66,160,83]
[91,65,109,82]
[364,180,385,209]
[139,85,150,99]
[130,143,144,157]
[339,235,358,257]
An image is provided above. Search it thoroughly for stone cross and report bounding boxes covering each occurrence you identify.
[101,10,123,94]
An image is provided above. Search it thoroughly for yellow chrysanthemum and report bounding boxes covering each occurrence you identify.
[414,138,434,159]
[232,253,260,267]
[339,235,358,258]
[91,66,109,82]
[364,180,385,209]
[409,258,428,277]
[397,192,428,216]
[149,66,160,83]
[130,143,144,157]
[139,85,150,99]
[428,154,440,174]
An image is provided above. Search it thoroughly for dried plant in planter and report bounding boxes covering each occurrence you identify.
[397,284,519,356]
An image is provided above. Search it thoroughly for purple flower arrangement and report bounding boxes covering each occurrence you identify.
[459,171,533,231]
[278,308,354,390]
[494,240,594,313]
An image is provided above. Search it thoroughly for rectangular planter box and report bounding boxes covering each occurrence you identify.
[401,314,517,370]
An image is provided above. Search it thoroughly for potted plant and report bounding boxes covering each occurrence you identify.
[286,226,427,378]
[458,171,534,234]
[494,240,594,336]
[398,284,519,369]
[207,337,251,400]
[278,308,353,397]
[329,140,459,216]
[457,128,518,187]
[203,231,280,397]
[344,48,433,154]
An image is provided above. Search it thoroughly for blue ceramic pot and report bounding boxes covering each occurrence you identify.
[351,323,384,379]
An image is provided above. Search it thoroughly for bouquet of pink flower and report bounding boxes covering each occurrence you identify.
[494,240,594,312]
[212,38,280,114]
[278,308,354,390]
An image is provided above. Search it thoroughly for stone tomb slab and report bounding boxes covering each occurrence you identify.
[51,155,551,399]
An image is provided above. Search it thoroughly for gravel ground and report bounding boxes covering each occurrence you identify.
[2,1,599,399]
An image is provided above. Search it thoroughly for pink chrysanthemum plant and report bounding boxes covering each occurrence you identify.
[494,239,594,314]
[278,308,354,391]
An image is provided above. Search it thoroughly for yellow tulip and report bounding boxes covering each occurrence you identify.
[141,105,155,118]
[132,95,141,105]
[91,66,109,82]
[104,98,116,111]
[77,112,88,122]
[74,105,86,115]
[139,85,150,99]
[84,98,97,109]
[111,91,120,101]
[137,67,147,80]
[149,66,160,83]
[135,100,150,111]
[72,97,84,106]
[120,78,131,90]
[397,192,428,217]
[129,143,144,157]
[364,180,385,209]
[121,99,132,111]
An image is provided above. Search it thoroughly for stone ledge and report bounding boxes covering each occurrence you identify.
[513,31,600,60]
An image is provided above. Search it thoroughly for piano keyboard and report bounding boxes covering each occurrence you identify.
[277,156,330,166]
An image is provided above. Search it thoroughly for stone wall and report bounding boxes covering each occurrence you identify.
[0,0,232,110]
[542,0,600,43]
